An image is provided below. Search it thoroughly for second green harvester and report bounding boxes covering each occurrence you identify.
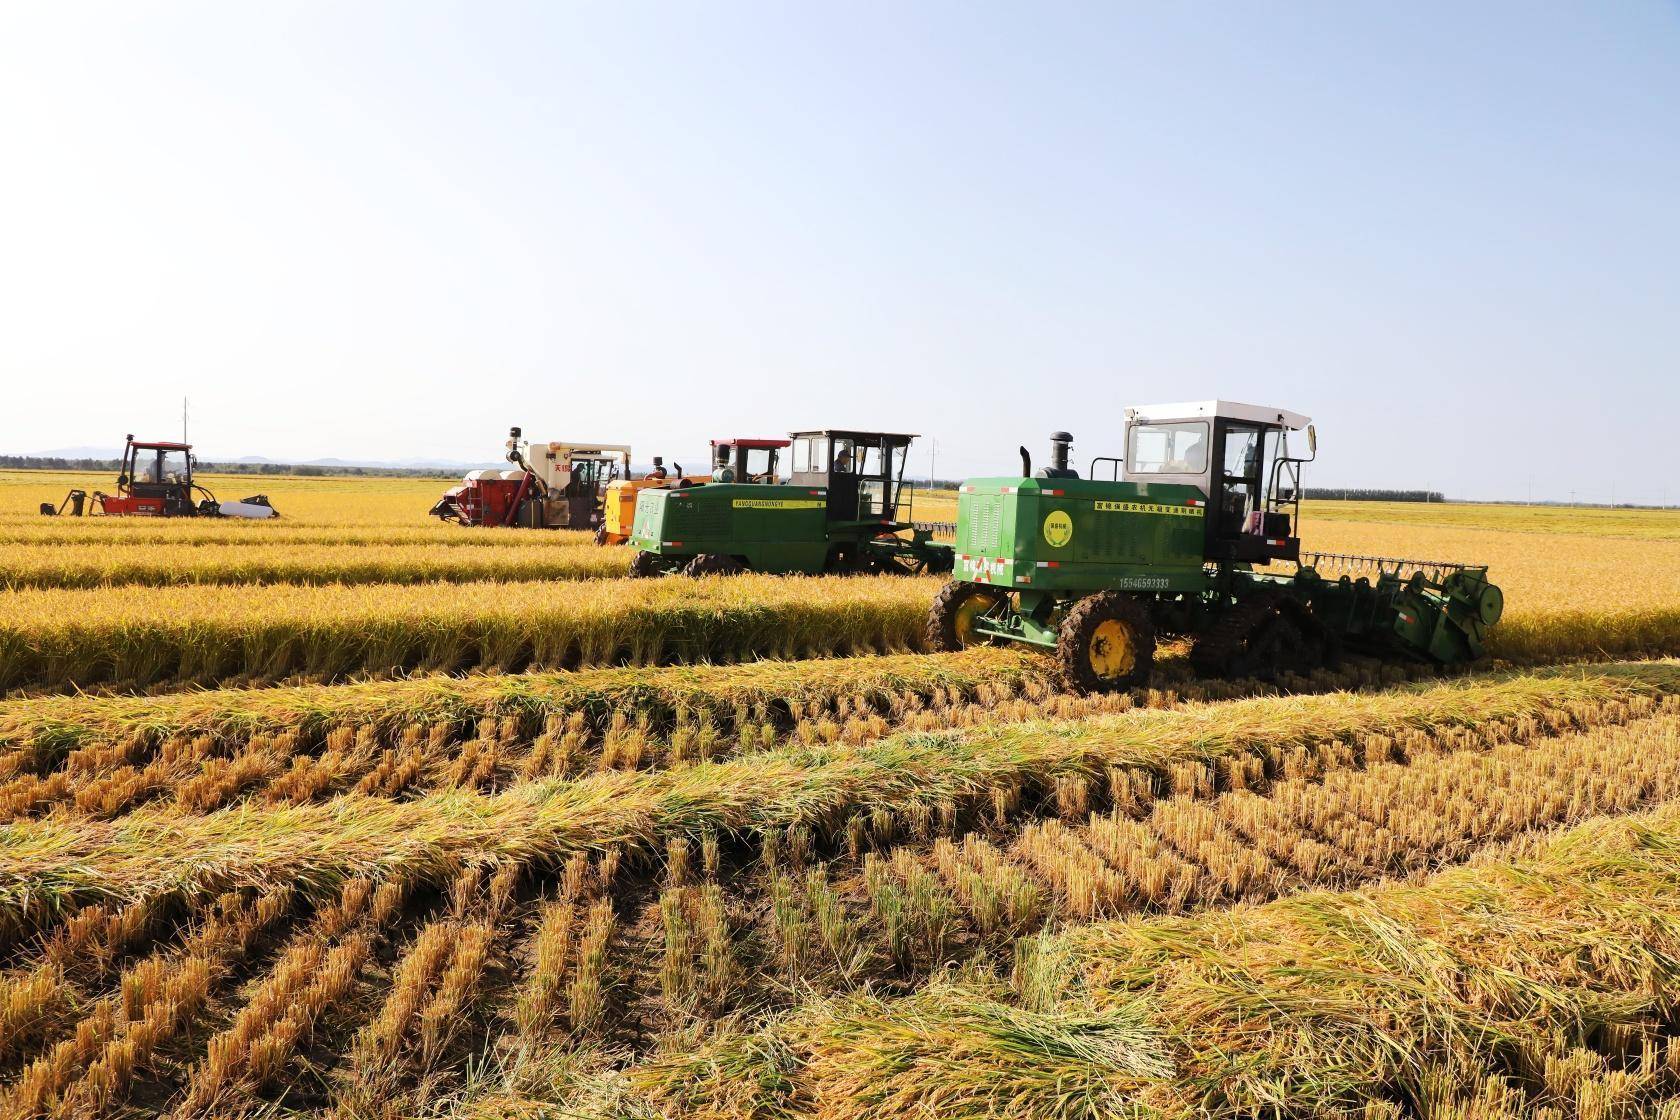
[628,429,954,576]
[929,400,1503,691]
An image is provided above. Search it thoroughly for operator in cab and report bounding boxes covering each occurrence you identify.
[1165,433,1205,475]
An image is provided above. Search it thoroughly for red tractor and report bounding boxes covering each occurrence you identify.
[41,435,279,518]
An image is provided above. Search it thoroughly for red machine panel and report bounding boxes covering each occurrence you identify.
[446,475,532,526]
[99,496,165,516]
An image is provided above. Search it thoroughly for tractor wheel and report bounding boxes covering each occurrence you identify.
[684,553,746,578]
[628,551,666,579]
[1057,592,1156,694]
[925,581,1008,652]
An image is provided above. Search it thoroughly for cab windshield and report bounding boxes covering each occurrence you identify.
[132,449,190,486]
[571,459,617,492]
[1127,421,1209,474]
[743,446,780,482]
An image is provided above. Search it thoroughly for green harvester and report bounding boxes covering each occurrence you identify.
[628,429,954,576]
[929,401,1503,691]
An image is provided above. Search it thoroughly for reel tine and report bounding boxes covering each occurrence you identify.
[1299,550,1472,584]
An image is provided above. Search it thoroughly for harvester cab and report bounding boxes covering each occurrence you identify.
[40,435,279,519]
[113,438,199,516]
[1117,401,1315,565]
[787,430,914,523]
[930,401,1502,693]
[509,430,631,530]
[710,438,789,484]
[627,428,953,577]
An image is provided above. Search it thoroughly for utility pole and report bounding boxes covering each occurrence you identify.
[929,438,938,486]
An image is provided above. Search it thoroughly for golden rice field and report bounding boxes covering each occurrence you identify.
[1307,496,1680,540]
[2,470,454,528]
[3,470,1680,1119]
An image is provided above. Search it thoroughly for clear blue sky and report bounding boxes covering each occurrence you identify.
[2,2,1676,501]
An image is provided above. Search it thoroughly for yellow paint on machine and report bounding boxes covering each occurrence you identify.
[730,499,826,510]
[1093,500,1205,517]
[1042,510,1074,547]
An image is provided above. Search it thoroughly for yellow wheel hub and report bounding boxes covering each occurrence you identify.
[953,594,1001,646]
[1088,618,1136,679]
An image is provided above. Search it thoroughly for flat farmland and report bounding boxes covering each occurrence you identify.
[2,472,1679,1120]
[3,470,455,527]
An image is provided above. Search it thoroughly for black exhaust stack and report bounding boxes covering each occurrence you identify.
[1018,446,1032,476]
[1040,432,1078,479]
[1051,432,1072,473]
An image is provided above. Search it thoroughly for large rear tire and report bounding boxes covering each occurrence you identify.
[684,553,746,577]
[926,581,1008,652]
[1057,592,1156,694]
[628,551,665,579]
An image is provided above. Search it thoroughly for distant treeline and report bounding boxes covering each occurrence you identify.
[1,458,1456,502]
[1304,488,1445,503]
[0,456,459,479]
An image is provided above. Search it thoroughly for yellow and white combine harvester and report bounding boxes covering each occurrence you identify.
[430,427,633,531]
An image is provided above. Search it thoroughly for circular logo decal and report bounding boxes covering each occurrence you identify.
[1042,510,1074,548]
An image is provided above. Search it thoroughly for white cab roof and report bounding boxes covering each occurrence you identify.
[1125,400,1311,429]
[528,442,633,457]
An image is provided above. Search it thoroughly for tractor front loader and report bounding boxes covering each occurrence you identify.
[928,402,1502,692]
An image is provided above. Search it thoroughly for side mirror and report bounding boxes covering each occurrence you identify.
[1307,425,1318,455]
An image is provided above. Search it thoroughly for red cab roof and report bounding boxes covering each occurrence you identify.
[131,441,192,451]
[710,438,791,449]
